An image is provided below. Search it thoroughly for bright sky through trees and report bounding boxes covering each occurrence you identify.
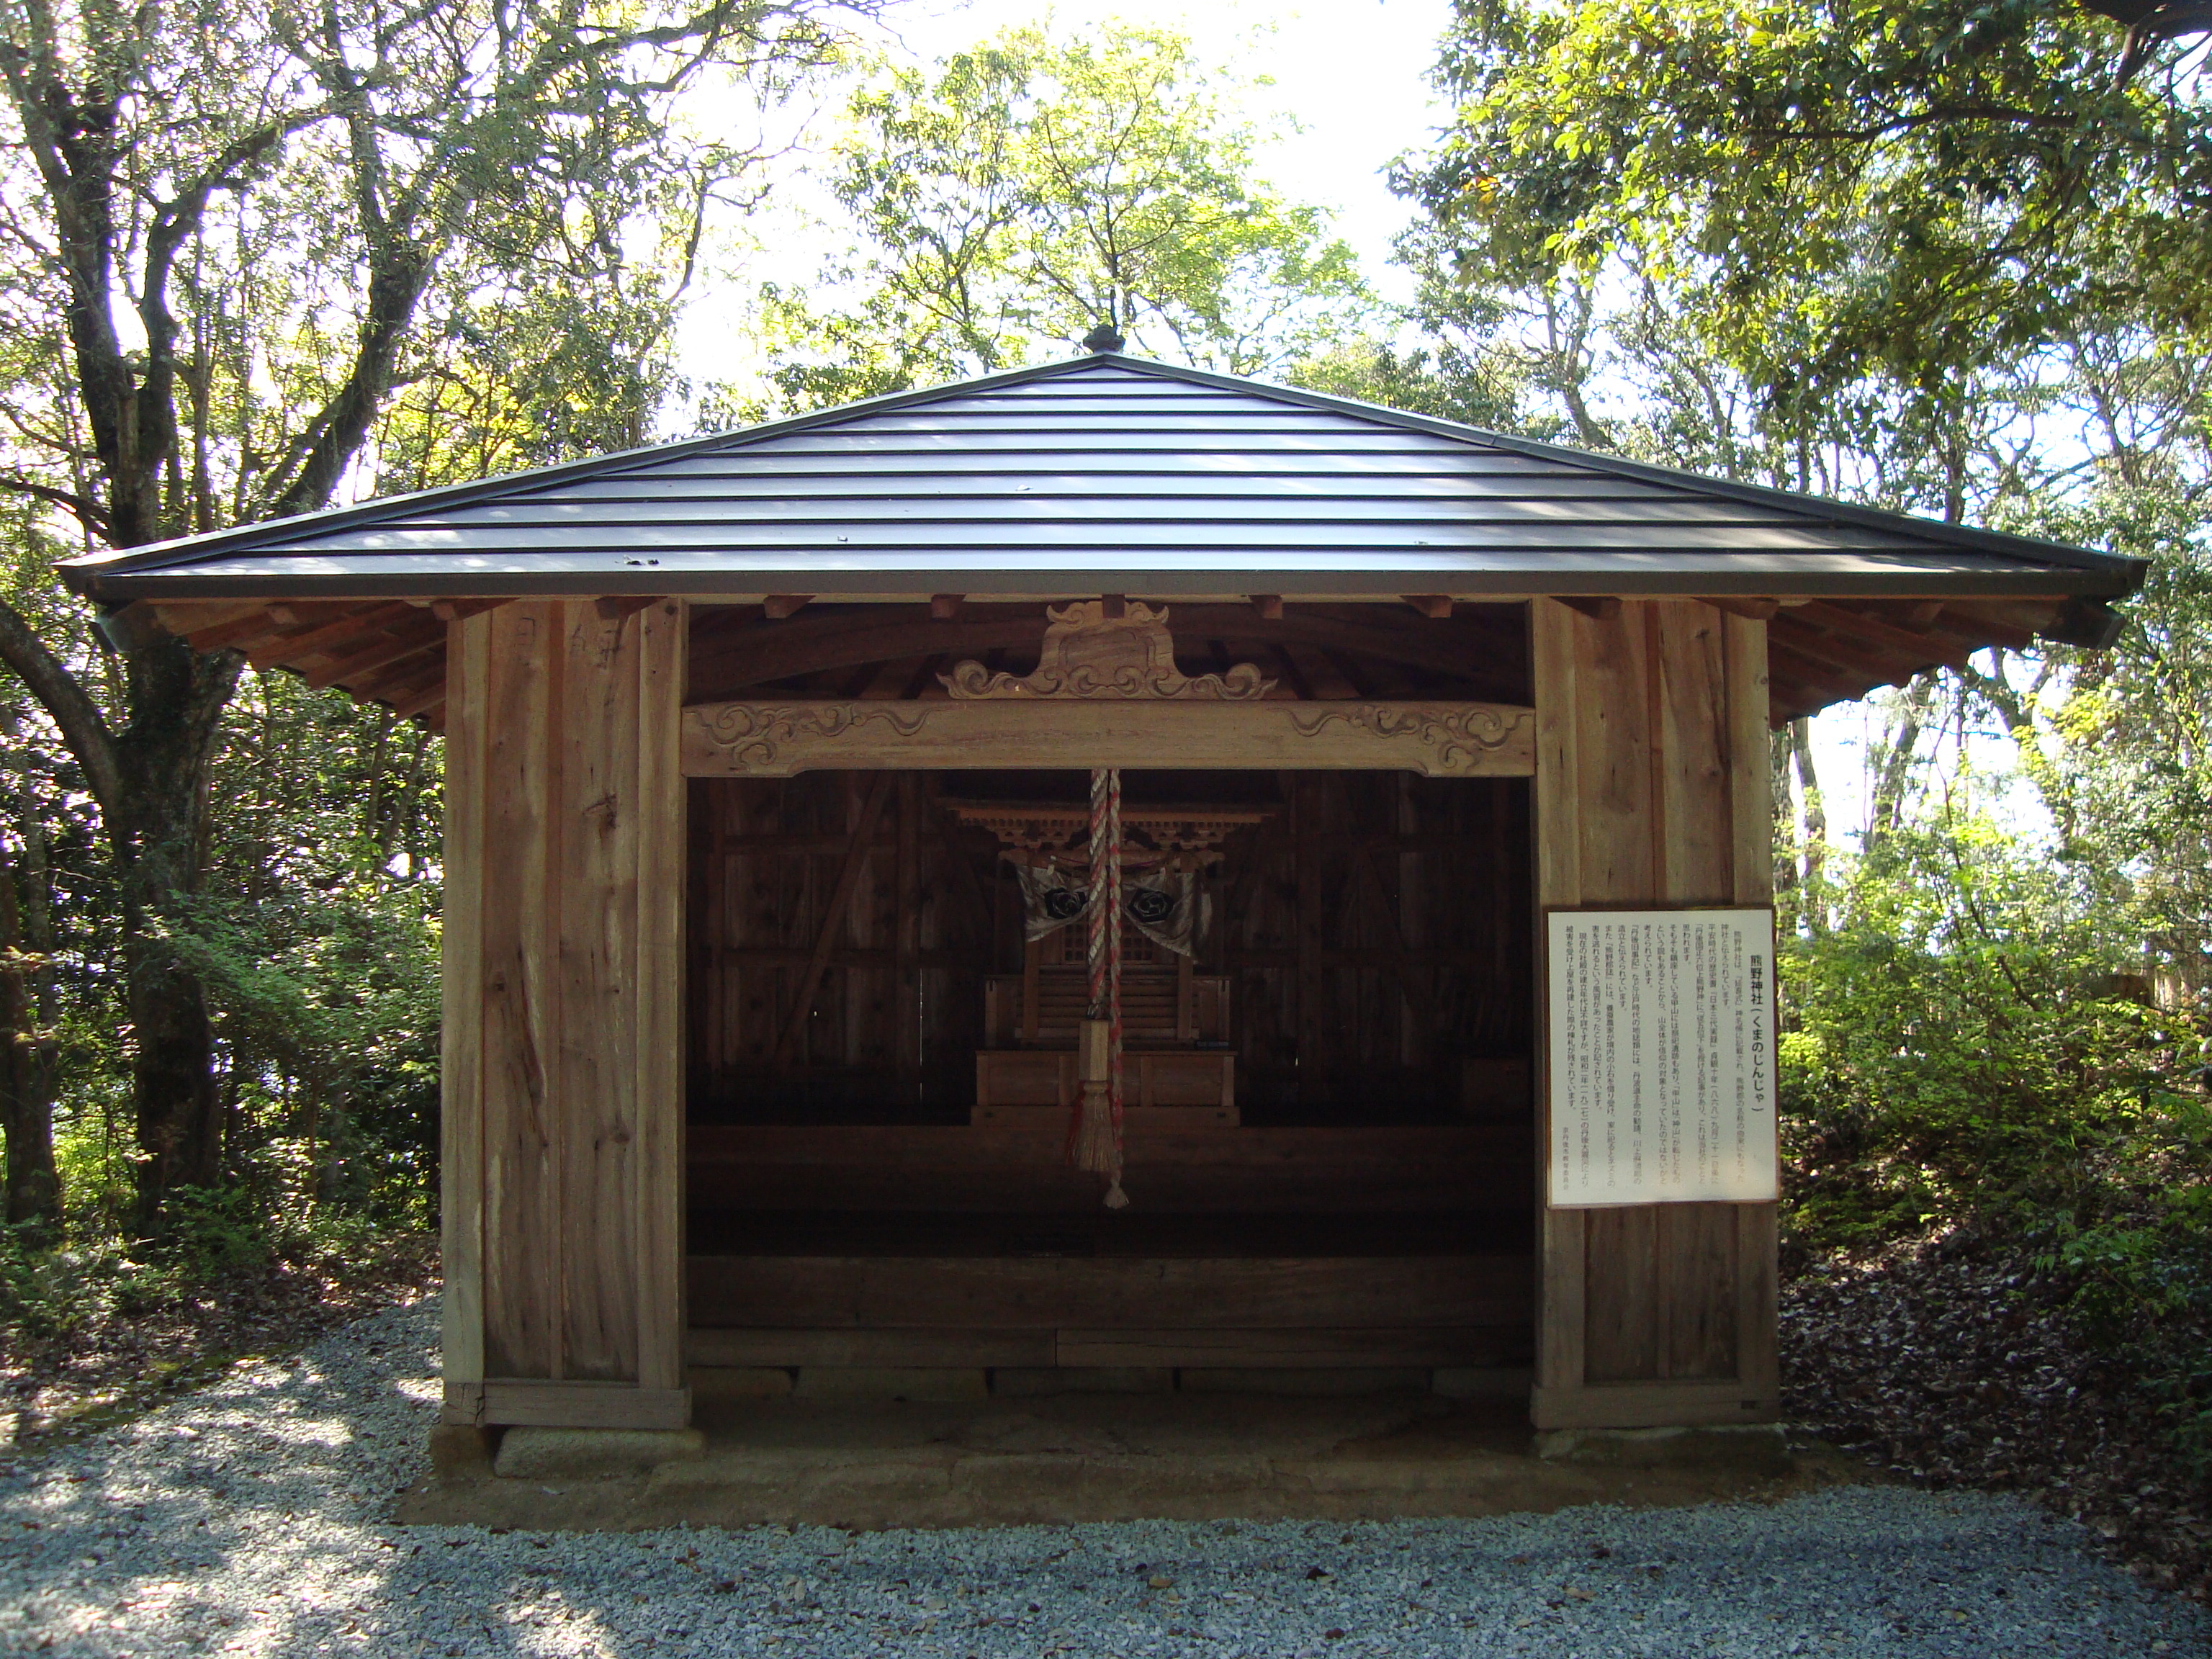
[688,0,1455,353]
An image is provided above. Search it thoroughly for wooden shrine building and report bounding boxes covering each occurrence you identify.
[62,351,2144,1439]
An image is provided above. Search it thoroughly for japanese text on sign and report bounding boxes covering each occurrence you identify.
[1546,909,1778,1207]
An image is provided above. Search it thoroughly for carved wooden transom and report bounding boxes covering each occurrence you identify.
[941,600,1276,701]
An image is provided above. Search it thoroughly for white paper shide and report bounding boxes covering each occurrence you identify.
[1546,909,1779,1207]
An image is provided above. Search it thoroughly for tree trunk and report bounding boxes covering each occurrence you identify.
[0,809,60,1242]
[1789,716,1830,932]
[1866,678,1932,849]
[113,632,243,1233]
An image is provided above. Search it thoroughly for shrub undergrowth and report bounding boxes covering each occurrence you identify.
[1781,813,2212,1475]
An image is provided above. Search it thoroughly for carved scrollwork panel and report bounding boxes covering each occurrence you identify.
[683,699,1537,777]
[1286,703,1538,777]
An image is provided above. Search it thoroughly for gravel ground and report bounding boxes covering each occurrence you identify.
[0,1300,2204,1658]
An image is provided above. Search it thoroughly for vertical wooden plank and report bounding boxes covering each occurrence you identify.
[1529,600,1588,1410]
[1723,611,1775,906]
[634,598,688,1395]
[480,601,559,1380]
[1583,1207,1658,1382]
[1725,609,1781,1405]
[1573,606,1653,904]
[1647,600,1743,1381]
[557,599,641,1382]
[895,772,922,1094]
[1661,1203,1741,1379]
[1568,601,1662,1381]
[439,611,491,1411]
[1736,1202,1781,1398]
[1294,773,1328,1105]
[1653,600,1732,907]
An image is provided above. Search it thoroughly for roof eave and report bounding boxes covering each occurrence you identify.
[59,353,1128,600]
[1090,357,2149,593]
[99,562,2131,604]
[64,350,2147,606]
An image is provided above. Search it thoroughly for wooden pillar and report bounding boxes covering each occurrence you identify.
[1529,597,1780,1430]
[441,598,689,1430]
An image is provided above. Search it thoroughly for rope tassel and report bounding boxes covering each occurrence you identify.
[1071,765,1128,1208]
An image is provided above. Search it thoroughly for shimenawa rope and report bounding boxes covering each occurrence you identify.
[1072,766,1128,1208]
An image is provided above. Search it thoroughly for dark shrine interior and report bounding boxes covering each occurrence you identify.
[680,600,1539,1386]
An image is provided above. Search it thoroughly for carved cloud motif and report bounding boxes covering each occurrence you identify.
[941,599,1276,701]
[1287,703,1535,775]
[692,702,930,772]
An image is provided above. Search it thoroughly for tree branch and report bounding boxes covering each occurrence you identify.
[0,598,124,824]
[0,472,108,533]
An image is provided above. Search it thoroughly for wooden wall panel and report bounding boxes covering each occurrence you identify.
[555,606,642,1382]
[480,604,558,1380]
[439,616,490,1393]
[1532,598,1779,1429]
[688,1254,1532,1332]
[687,772,993,1118]
[441,598,689,1426]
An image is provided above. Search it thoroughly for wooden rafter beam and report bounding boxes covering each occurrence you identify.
[685,602,1529,701]
[1555,596,1621,622]
[302,623,444,689]
[354,655,446,706]
[243,602,418,669]
[1769,619,1930,685]
[1766,639,1878,706]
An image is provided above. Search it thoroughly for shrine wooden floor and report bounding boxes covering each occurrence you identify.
[683,1120,1535,1375]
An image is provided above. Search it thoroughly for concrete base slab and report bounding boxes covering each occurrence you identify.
[1534,1424,1793,1477]
[402,1390,1876,1532]
[493,1426,706,1480]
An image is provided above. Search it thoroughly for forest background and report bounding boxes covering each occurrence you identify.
[0,0,2208,1589]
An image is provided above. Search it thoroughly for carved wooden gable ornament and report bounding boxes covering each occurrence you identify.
[942,600,1275,701]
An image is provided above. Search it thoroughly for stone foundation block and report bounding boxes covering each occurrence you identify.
[494,1426,706,1480]
[428,1424,500,1478]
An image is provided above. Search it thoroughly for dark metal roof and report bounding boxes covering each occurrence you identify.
[62,354,2146,603]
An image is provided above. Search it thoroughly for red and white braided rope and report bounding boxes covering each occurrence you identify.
[1078,765,1126,1200]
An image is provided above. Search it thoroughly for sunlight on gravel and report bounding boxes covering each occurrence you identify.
[0,1298,2205,1657]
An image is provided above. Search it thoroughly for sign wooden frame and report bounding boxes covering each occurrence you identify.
[680,698,1538,778]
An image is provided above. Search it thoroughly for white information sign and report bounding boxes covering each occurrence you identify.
[1546,909,1779,1208]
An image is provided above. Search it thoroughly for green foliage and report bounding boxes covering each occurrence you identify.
[747,24,1380,413]
[1781,813,2172,1240]
[1779,805,2212,1466]
[1412,1,2212,408]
